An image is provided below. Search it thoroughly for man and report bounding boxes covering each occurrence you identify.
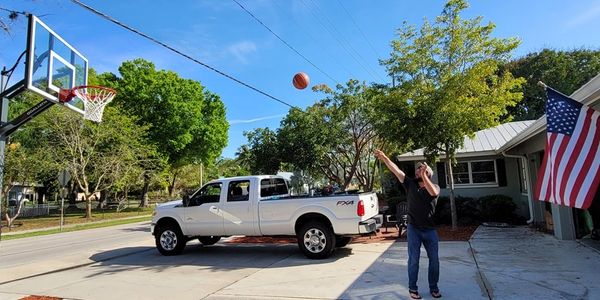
[375,149,441,299]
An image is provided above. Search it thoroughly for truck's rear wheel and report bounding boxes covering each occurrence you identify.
[198,236,221,245]
[155,224,186,256]
[335,236,352,248]
[298,222,336,259]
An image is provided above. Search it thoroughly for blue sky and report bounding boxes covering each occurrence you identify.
[2,0,600,158]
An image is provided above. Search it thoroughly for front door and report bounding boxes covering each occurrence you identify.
[184,182,225,236]
[222,180,256,235]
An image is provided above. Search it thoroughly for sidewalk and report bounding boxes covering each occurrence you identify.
[1,215,151,236]
[470,226,600,299]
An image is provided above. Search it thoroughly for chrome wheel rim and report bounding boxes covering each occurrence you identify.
[160,230,178,251]
[303,228,326,253]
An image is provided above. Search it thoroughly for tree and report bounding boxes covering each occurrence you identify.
[242,128,281,174]
[1,92,57,228]
[108,58,228,200]
[379,0,524,229]
[50,106,153,218]
[503,48,600,121]
[205,157,250,181]
[277,80,383,191]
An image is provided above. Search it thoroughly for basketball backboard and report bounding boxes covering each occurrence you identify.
[25,15,87,115]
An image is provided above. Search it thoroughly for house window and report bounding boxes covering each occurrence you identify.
[517,159,528,194]
[446,160,497,186]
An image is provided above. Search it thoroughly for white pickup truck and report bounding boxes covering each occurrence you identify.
[151,175,379,259]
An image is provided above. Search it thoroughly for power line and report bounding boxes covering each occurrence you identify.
[308,0,386,82]
[232,0,339,86]
[69,0,298,109]
[299,0,385,82]
[334,0,382,59]
[270,1,358,82]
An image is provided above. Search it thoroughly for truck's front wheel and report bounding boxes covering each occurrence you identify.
[298,222,336,259]
[155,224,186,256]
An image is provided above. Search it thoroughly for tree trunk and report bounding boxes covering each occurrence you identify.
[85,195,92,219]
[168,172,177,197]
[446,158,458,230]
[139,172,150,207]
[4,200,25,230]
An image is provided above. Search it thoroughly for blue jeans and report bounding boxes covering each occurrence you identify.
[407,223,439,292]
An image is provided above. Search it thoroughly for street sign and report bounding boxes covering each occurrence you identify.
[58,170,71,187]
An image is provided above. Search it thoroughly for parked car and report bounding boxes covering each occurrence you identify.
[151,175,379,259]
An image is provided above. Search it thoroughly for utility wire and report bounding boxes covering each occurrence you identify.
[299,0,385,82]
[69,0,298,109]
[0,7,29,16]
[270,1,357,82]
[335,0,382,59]
[308,0,386,82]
[232,0,339,86]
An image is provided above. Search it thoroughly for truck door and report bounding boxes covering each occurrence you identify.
[222,180,256,235]
[185,182,225,236]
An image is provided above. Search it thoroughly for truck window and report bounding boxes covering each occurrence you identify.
[260,178,288,197]
[189,183,222,206]
[228,180,250,202]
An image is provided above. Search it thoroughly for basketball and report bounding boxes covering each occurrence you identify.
[293,72,310,90]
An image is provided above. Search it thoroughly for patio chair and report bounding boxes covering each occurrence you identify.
[396,202,408,236]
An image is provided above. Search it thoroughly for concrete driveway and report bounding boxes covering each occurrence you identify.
[1,223,598,299]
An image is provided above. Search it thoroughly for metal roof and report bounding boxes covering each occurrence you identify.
[397,121,535,161]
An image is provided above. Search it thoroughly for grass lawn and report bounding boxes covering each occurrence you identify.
[2,206,154,233]
[1,215,151,240]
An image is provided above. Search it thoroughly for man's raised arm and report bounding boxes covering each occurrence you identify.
[374,149,405,183]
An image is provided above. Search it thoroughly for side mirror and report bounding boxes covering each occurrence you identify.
[182,195,190,207]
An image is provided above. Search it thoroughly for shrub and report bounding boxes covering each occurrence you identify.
[433,196,479,225]
[479,194,518,223]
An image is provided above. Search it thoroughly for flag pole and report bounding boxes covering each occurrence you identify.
[537,81,547,89]
[537,81,575,99]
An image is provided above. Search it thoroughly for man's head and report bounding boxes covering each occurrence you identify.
[415,162,433,179]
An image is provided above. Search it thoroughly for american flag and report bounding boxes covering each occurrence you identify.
[534,88,600,209]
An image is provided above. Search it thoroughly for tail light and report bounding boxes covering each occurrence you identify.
[357,200,365,217]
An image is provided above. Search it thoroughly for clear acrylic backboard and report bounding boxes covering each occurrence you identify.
[26,15,87,115]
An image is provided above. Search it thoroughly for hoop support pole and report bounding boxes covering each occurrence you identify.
[0,99,56,139]
[0,79,27,100]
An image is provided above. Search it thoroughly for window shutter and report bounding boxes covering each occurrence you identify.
[496,158,507,187]
[436,162,447,189]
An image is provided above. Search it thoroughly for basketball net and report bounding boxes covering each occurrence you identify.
[60,86,116,122]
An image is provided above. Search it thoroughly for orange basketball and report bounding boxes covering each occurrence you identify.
[293,72,310,89]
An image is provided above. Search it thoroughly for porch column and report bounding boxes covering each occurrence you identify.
[551,204,576,240]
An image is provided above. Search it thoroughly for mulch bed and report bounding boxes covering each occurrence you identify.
[225,225,479,244]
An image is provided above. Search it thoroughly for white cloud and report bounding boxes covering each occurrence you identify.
[564,2,600,29]
[229,113,285,125]
[227,41,257,64]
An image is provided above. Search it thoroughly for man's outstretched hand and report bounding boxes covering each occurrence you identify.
[374,149,387,160]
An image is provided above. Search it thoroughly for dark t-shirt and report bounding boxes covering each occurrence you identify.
[402,177,438,228]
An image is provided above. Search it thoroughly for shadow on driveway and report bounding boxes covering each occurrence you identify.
[88,242,354,278]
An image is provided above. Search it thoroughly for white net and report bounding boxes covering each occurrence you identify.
[72,86,116,122]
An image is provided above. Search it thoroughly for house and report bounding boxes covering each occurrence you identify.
[498,73,600,241]
[396,73,600,241]
[396,121,534,219]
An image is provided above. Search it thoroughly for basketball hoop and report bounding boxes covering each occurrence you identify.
[59,85,116,122]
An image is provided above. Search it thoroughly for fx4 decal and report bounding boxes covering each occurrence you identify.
[336,200,354,206]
